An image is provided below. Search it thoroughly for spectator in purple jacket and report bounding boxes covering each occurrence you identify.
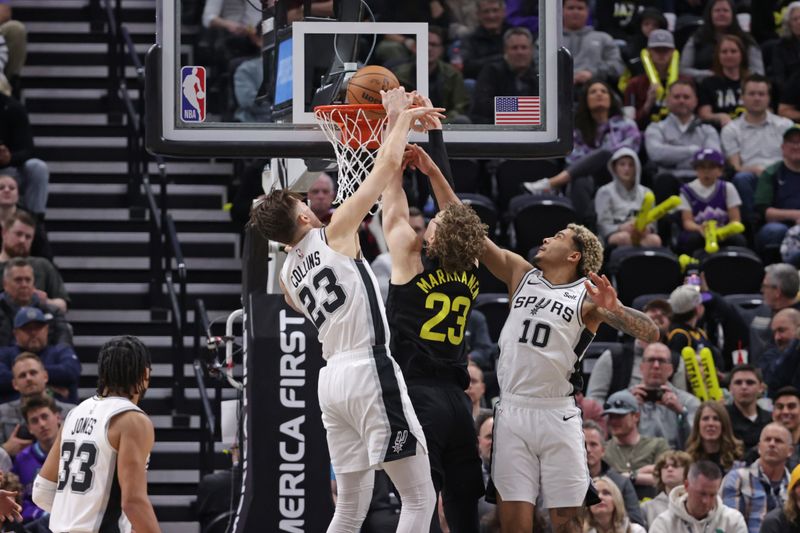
[0,307,80,403]
[524,79,640,229]
[12,394,59,523]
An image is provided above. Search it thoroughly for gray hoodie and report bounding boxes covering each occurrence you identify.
[593,148,654,241]
[648,485,747,533]
[562,26,625,82]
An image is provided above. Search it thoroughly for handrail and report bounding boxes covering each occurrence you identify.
[100,0,189,411]
[193,299,222,477]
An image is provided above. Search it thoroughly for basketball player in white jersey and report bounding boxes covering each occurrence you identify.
[474,227,660,532]
[249,89,444,533]
[32,335,159,533]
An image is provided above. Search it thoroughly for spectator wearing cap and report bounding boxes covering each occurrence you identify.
[0,307,79,403]
[586,298,688,404]
[721,423,794,533]
[623,29,693,130]
[761,462,800,533]
[677,147,745,255]
[666,284,726,380]
[753,124,800,257]
[630,342,700,449]
[619,8,669,76]
[724,75,794,227]
[602,389,672,499]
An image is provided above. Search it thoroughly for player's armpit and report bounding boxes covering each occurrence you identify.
[479,237,532,292]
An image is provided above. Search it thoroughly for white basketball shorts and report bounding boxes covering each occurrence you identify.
[318,345,427,474]
[491,393,590,508]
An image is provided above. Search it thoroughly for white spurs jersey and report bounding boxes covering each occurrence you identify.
[281,228,389,359]
[49,395,145,533]
[497,269,595,398]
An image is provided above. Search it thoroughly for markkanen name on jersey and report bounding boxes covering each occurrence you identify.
[415,268,479,300]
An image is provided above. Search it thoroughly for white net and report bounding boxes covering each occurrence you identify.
[314,104,389,214]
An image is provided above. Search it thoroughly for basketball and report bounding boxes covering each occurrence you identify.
[346,65,400,105]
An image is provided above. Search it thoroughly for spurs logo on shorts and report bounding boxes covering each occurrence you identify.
[392,430,409,453]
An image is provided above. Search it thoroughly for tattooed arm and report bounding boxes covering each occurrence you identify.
[582,272,660,343]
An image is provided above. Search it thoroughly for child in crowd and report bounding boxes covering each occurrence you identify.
[678,148,747,255]
[594,147,662,247]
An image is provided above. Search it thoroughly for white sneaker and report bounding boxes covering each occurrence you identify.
[523,178,551,195]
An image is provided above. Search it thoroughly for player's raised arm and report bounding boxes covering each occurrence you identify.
[116,411,161,533]
[326,89,444,247]
[583,272,660,342]
[479,238,534,295]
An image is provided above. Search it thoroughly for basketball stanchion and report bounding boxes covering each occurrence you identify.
[703,220,745,253]
[314,103,395,214]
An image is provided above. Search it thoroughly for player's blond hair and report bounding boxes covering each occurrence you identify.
[567,223,603,278]
[427,203,487,273]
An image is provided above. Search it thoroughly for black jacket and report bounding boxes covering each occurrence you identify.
[462,23,511,79]
[0,93,35,168]
[469,59,539,125]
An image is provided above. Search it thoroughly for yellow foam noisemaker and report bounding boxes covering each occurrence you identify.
[640,48,681,102]
[682,346,708,401]
[704,221,745,253]
[635,193,681,232]
[679,254,699,273]
[699,347,723,401]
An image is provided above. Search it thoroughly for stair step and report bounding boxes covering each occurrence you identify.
[46,207,231,223]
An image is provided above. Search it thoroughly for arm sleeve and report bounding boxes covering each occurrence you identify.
[620,476,646,526]
[421,129,454,213]
[594,188,618,239]
[679,36,713,79]
[0,352,12,395]
[644,124,699,166]
[32,476,56,513]
[747,44,764,75]
[592,33,625,81]
[719,470,743,513]
[40,260,70,303]
[754,167,775,211]
[43,345,82,387]
[720,123,740,157]
[201,0,224,28]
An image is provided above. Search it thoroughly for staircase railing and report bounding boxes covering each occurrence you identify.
[98,0,190,411]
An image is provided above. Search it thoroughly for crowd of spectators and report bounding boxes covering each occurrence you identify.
[0,2,81,526]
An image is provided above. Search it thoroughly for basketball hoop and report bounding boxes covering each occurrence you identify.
[314,104,389,213]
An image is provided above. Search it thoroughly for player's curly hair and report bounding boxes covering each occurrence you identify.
[96,335,151,398]
[248,189,304,245]
[567,223,603,277]
[427,203,487,273]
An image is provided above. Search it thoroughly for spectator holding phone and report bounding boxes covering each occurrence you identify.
[631,342,701,450]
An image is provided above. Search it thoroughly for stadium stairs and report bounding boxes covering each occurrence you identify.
[17,0,242,530]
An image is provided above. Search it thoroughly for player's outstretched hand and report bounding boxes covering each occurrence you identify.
[0,490,21,522]
[416,95,443,131]
[404,144,438,176]
[584,272,621,312]
[398,106,445,132]
[381,87,413,116]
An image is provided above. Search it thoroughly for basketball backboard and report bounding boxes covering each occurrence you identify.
[146,0,572,160]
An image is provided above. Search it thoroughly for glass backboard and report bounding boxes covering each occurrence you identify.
[146,0,573,159]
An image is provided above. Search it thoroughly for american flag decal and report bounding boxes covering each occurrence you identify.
[495,96,541,125]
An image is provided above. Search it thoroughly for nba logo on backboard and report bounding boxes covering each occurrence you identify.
[180,66,206,123]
